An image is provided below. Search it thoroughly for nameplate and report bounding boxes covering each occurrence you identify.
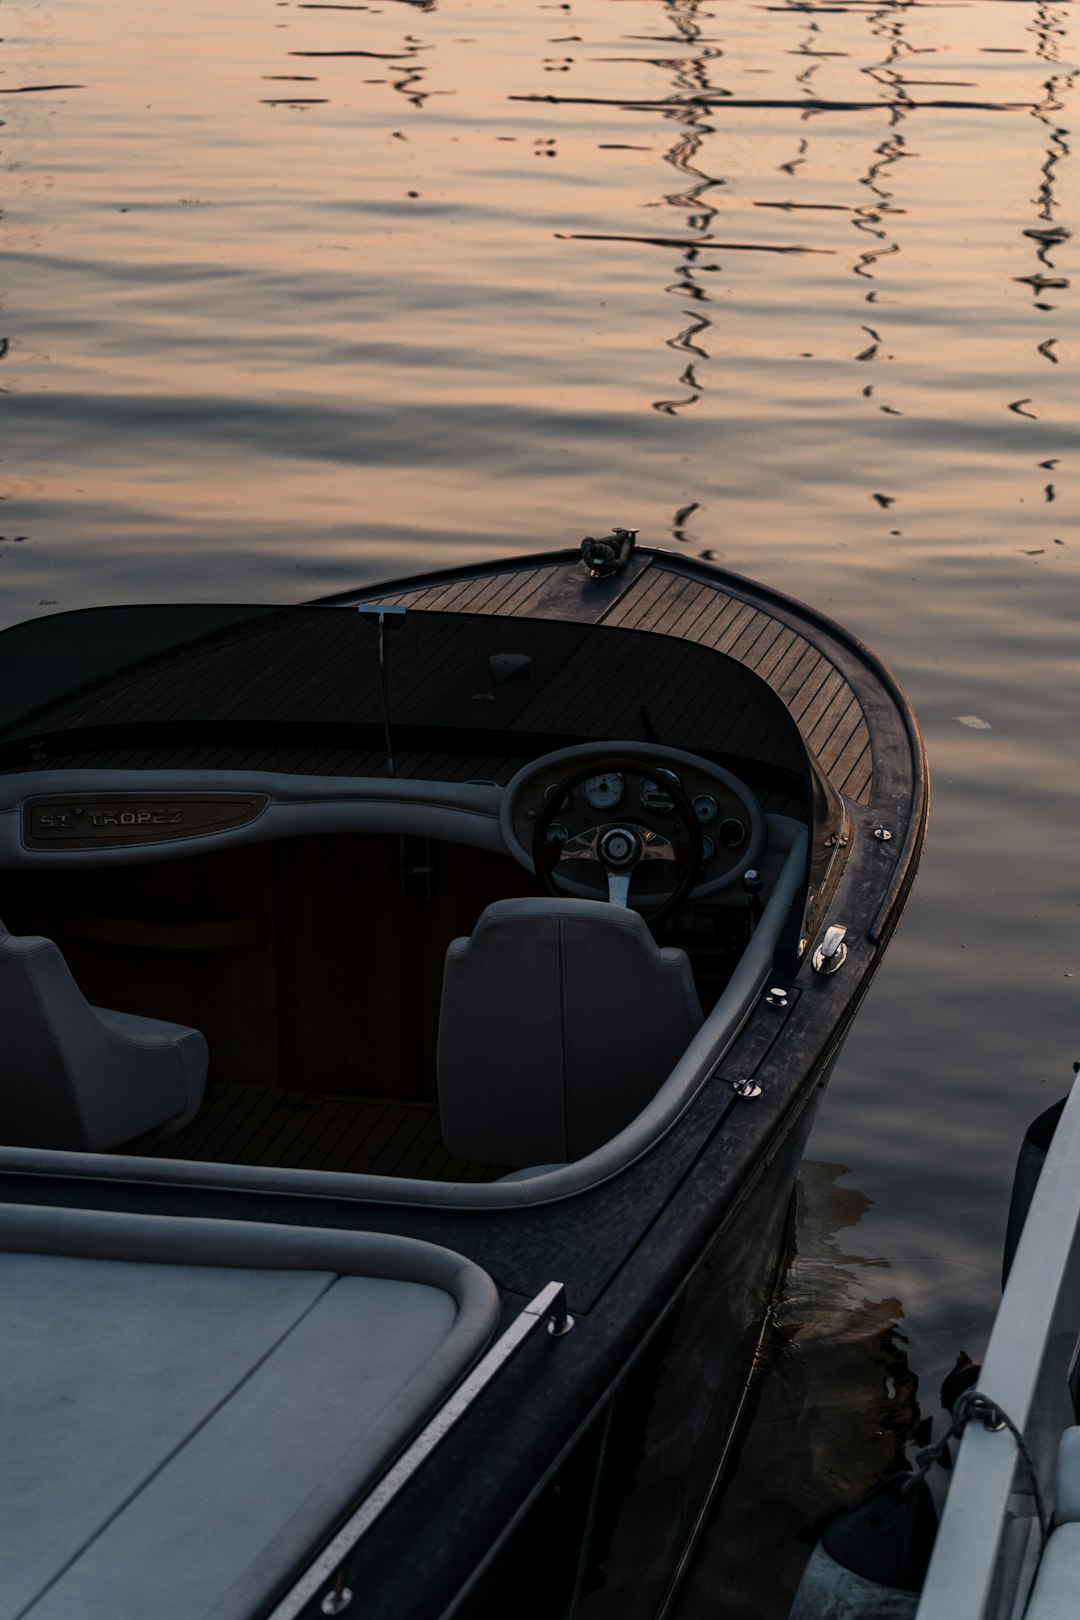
[23,794,269,850]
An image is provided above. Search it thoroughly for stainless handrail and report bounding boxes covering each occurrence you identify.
[267,1280,574,1620]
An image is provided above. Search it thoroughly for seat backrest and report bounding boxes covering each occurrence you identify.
[437,898,704,1169]
[0,918,102,1149]
[0,918,195,1151]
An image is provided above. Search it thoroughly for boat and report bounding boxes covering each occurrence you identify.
[0,534,927,1620]
[911,1079,1080,1620]
[788,1077,1080,1620]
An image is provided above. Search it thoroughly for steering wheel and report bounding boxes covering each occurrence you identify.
[533,757,704,926]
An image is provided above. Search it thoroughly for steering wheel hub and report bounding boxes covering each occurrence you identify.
[599,826,641,869]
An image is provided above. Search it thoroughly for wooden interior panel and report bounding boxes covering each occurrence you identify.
[274,833,425,1099]
[1,834,537,1104]
[274,833,538,1102]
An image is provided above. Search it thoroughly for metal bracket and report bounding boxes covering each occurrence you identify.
[731,1076,762,1100]
[547,1284,575,1337]
[812,923,848,974]
[580,527,638,579]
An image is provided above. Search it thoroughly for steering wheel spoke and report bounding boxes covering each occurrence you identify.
[638,829,679,863]
[606,871,632,908]
[559,829,602,862]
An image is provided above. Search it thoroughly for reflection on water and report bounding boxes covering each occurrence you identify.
[674,1163,923,1619]
[2,0,1074,591]
[1,0,1077,1604]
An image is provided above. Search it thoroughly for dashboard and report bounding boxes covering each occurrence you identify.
[1,742,767,907]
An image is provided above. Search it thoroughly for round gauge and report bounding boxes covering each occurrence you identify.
[701,835,716,866]
[693,793,719,825]
[639,770,680,813]
[718,816,747,849]
[544,822,570,847]
[583,772,625,812]
[544,783,574,813]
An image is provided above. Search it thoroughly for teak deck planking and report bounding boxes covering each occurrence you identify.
[130,1084,506,1182]
[369,555,874,805]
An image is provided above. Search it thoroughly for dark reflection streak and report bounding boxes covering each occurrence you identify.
[779,135,808,176]
[1022,8,1074,323]
[289,50,424,58]
[512,95,1035,112]
[623,35,726,45]
[672,502,700,543]
[784,12,821,181]
[848,2,916,427]
[668,314,710,359]
[756,200,868,212]
[560,234,831,253]
[1030,0,1066,66]
[643,0,726,422]
[760,1,960,6]
[1020,6,1073,490]
[0,84,86,95]
[653,395,697,416]
[284,0,433,107]
[393,72,429,107]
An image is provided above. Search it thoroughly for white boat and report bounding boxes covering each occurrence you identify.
[915,1079,1080,1620]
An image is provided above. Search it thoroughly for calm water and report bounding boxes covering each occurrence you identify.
[2,0,1077,1607]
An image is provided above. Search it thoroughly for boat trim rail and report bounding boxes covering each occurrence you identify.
[267,1280,573,1620]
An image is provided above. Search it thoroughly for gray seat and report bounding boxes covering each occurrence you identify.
[437,897,704,1169]
[0,918,207,1152]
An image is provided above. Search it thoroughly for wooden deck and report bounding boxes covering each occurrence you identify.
[129,1084,507,1182]
[368,555,874,804]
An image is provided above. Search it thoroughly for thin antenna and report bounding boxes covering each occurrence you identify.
[356,604,407,777]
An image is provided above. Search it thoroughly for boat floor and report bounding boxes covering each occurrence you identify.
[128,1084,508,1183]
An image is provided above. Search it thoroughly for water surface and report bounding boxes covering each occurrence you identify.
[2,0,1077,1607]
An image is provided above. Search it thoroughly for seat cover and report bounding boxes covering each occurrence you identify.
[437,897,704,1168]
[0,919,207,1151]
[0,1204,499,1620]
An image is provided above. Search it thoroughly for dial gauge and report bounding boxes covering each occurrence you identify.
[639,771,680,813]
[693,793,719,825]
[719,816,747,849]
[583,772,625,811]
[544,783,574,813]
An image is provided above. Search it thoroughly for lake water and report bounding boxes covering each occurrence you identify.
[2,0,1077,1608]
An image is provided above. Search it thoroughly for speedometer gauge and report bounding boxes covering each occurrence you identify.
[583,772,625,811]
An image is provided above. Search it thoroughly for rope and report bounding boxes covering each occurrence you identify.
[903,1389,1050,1547]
